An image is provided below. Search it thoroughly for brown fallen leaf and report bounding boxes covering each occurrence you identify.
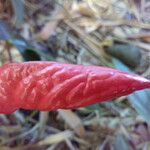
[39,6,64,40]
[73,2,96,17]
[58,110,85,137]
[129,122,150,148]
[72,0,111,18]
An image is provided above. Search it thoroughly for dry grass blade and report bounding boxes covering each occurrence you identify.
[142,65,150,78]
[38,130,73,145]
[58,109,85,137]
[65,139,76,150]
[0,125,21,134]
[0,124,39,146]
[39,111,49,134]
[127,32,150,42]
[64,20,111,66]
[84,19,150,29]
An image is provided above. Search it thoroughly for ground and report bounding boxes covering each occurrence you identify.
[0,0,150,150]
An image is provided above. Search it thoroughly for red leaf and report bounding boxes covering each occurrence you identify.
[0,61,149,114]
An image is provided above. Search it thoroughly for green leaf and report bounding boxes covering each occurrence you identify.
[23,49,41,61]
[106,43,141,67]
[128,90,150,123]
[86,104,100,111]
[113,58,150,123]
[11,39,54,61]
[112,58,132,72]
[10,39,42,61]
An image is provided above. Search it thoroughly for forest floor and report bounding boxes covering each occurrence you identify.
[0,0,150,150]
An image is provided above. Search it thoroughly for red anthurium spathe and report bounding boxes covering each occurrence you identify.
[0,61,149,114]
